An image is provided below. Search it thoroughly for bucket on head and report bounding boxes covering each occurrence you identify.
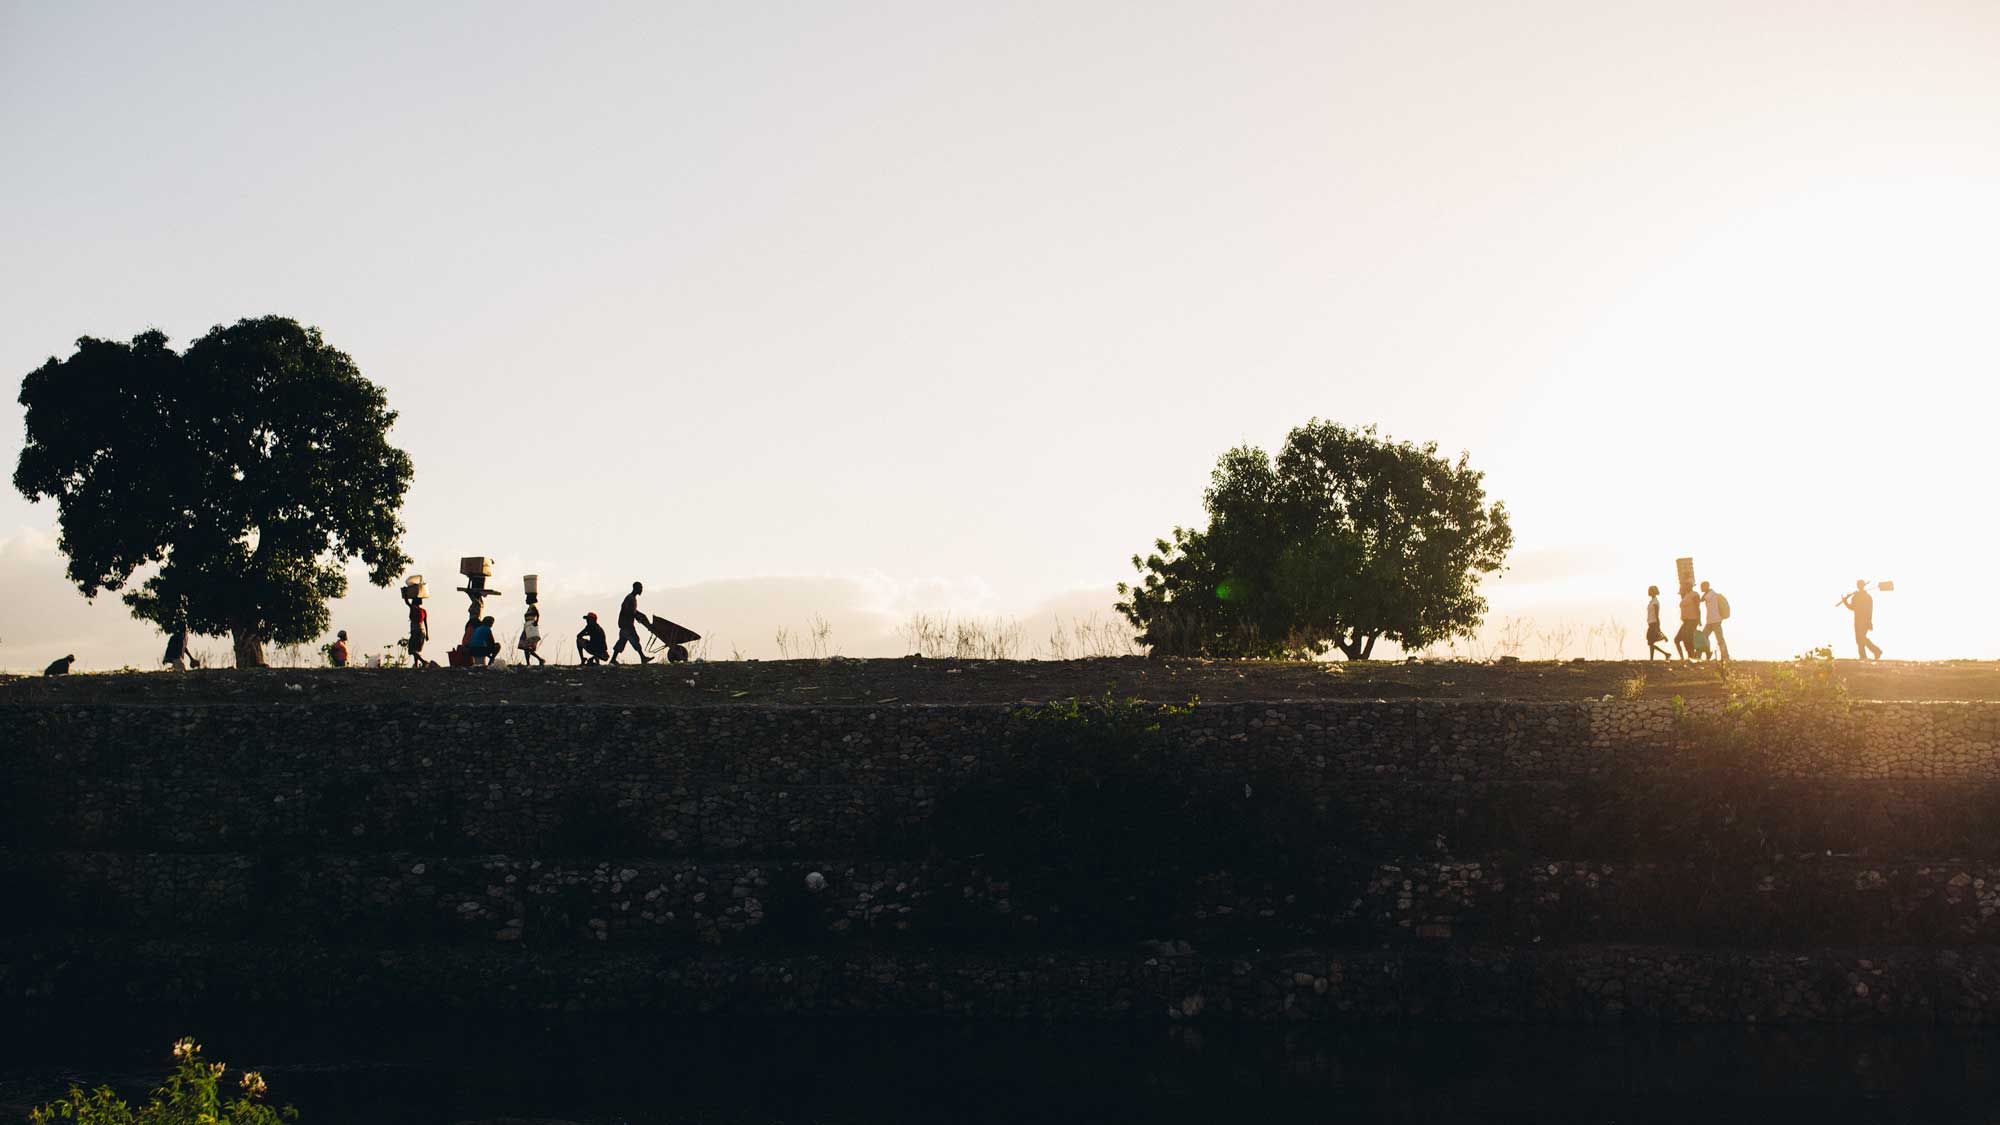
[522,574,540,597]
[460,556,493,578]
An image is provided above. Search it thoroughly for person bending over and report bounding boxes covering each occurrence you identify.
[469,616,502,665]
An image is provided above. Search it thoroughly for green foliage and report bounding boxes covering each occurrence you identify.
[14,317,414,667]
[1117,420,1512,659]
[31,1038,296,1124]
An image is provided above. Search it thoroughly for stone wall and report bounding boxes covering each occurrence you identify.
[7,698,2000,1022]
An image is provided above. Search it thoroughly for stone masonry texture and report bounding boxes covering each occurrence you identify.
[8,696,2000,1022]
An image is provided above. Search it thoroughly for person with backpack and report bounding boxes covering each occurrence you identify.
[1700,580,1731,662]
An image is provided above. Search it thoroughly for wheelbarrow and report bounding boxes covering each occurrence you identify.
[641,614,701,663]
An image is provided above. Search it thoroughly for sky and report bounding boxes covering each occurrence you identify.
[3,1,1997,670]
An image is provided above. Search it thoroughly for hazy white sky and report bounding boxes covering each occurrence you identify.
[4,1,1997,669]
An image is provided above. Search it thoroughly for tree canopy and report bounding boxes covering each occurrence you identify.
[1116,421,1512,660]
[13,316,414,666]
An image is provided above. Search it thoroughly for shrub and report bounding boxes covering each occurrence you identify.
[32,1038,296,1124]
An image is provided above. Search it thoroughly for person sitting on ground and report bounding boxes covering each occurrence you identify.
[468,616,502,665]
[518,604,546,666]
[577,612,610,665]
[329,630,350,667]
[611,581,652,664]
[1644,585,1671,661]
[44,654,74,676]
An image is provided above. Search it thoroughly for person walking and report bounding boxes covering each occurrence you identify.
[1645,586,1672,660]
[518,604,546,666]
[1841,580,1884,661]
[1699,580,1731,662]
[611,581,653,664]
[1674,585,1702,661]
[162,619,199,671]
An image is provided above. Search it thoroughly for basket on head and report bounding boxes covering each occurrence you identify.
[403,575,428,599]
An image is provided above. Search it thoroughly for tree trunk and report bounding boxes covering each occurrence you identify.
[1361,633,1379,659]
[231,624,267,668]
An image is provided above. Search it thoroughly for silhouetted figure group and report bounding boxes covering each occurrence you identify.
[1646,575,1729,662]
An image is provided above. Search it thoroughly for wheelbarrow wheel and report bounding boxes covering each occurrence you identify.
[667,644,690,663]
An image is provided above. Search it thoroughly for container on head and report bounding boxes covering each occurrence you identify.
[522,573,540,602]
[1675,557,1696,593]
[403,575,428,599]
[460,557,494,578]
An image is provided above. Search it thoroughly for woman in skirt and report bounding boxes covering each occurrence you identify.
[1645,586,1672,660]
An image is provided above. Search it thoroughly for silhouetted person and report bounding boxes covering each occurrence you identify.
[162,622,199,671]
[577,612,609,665]
[404,591,435,668]
[1842,580,1883,661]
[469,616,501,665]
[1645,586,1671,660]
[44,654,74,676]
[330,630,350,667]
[612,581,652,664]
[519,604,546,666]
[1674,586,1701,661]
[1700,580,1730,662]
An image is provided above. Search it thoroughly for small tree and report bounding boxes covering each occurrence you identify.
[1117,421,1512,659]
[14,317,413,667]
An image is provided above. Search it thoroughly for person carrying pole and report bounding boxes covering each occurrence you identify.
[1841,580,1884,661]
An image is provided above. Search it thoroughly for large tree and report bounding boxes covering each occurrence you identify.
[1116,421,1512,660]
[14,316,414,667]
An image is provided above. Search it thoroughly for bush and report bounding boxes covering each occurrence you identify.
[32,1038,296,1124]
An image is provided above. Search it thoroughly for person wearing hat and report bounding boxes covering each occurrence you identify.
[576,612,610,665]
[329,630,351,667]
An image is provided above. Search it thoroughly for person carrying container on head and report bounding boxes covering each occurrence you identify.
[611,581,653,664]
[577,612,610,665]
[519,604,546,666]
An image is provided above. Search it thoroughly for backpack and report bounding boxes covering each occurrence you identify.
[1716,593,1731,621]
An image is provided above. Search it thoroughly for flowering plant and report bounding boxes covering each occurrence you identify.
[30,1038,297,1124]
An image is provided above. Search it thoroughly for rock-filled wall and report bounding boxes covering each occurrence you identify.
[7,698,2000,1022]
